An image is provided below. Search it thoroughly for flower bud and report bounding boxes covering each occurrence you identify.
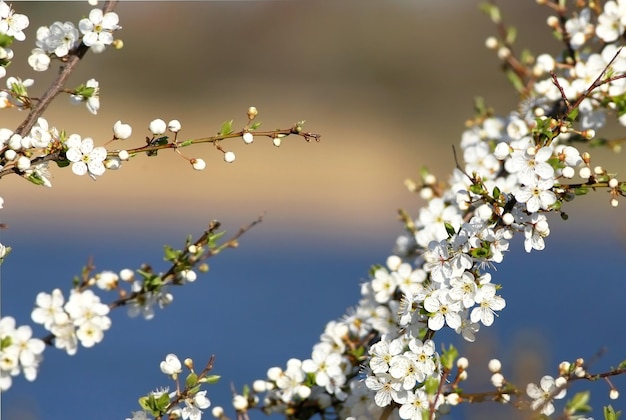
[149,119,166,135]
[224,151,236,163]
[247,106,258,120]
[242,132,254,144]
[168,120,182,133]
[113,120,132,139]
[191,158,206,171]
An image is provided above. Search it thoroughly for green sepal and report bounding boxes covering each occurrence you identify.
[73,84,95,98]
[0,33,14,48]
[1,335,13,350]
[26,172,47,186]
[55,159,70,168]
[369,264,383,277]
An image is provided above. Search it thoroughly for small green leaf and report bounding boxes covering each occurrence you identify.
[249,122,262,130]
[505,26,517,45]
[219,120,234,136]
[163,245,181,262]
[186,372,199,388]
[201,374,221,384]
[574,186,589,195]
[565,391,591,412]
[604,405,620,420]
[207,231,226,248]
[180,139,193,147]
[444,222,456,237]
[440,344,459,371]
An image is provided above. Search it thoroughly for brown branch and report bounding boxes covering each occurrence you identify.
[14,1,119,137]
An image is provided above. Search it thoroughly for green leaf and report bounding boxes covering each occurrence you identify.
[249,122,262,130]
[604,405,620,420]
[207,231,226,248]
[617,359,626,369]
[568,107,579,121]
[565,391,591,413]
[505,26,517,45]
[479,2,501,24]
[180,139,193,147]
[186,372,199,388]
[201,374,221,384]
[219,120,234,136]
[440,344,459,371]
[163,245,182,262]
[505,69,524,93]
[444,223,455,238]
[574,186,589,195]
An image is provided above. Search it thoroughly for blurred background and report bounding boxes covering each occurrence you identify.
[1,1,625,419]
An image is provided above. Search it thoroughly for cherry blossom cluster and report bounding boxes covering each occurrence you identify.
[220,2,626,419]
[128,353,216,420]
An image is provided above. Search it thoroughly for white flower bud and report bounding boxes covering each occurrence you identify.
[488,359,501,372]
[446,393,460,406]
[502,212,514,225]
[609,389,619,400]
[224,151,236,163]
[579,167,591,179]
[119,268,134,282]
[491,372,505,387]
[16,155,31,171]
[168,120,181,132]
[242,132,254,144]
[266,367,282,381]
[252,379,268,393]
[118,150,129,160]
[113,120,132,139]
[149,119,166,135]
[211,406,224,418]
[247,106,258,119]
[272,137,282,147]
[105,158,121,170]
[8,134,22,150]
[457,357,469,370]
[191,158,206,171]
[485,36,498,49]
[420,187,434,201]
[232,394,248,411]
[609,178,619,188]
[562,166,575,178]
[4,149,16,160]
